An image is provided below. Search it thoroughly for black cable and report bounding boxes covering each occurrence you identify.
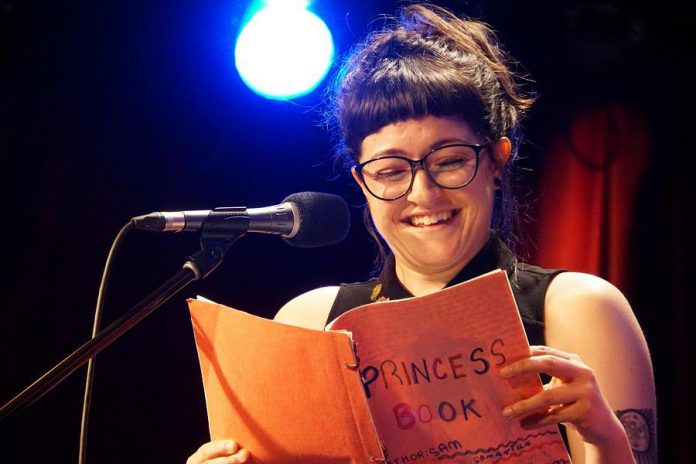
[78,220,134,464]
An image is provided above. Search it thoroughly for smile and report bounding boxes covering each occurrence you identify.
[407,210,458,227]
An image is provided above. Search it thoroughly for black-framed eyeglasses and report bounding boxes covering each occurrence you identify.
[354,143,490,201]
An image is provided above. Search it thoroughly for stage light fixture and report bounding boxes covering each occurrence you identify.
[235,1,334,100]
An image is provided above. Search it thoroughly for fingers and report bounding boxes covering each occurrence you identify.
[205,449,251,464]
[519,407,571,430]
[502,383,578,420]
[500,345,604,431]
[528,345,573,359]
[186,440,252,464]
[500,349,590,382]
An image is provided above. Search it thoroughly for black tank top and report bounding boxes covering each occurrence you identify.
[326,238,564,346]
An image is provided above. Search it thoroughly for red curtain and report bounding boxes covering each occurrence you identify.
[528,104,651,292]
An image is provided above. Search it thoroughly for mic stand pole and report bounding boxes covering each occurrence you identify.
[0,233,243,422]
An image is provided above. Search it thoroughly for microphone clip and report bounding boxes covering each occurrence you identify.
[200,207,250,241]
[189,207,250,279]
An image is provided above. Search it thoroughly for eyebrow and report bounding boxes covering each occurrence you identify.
[366,137,477,161]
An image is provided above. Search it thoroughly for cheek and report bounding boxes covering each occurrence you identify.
[471,163,499,201]
[478,157,499,183]
[365,197,399,233]
[366,199,387,226]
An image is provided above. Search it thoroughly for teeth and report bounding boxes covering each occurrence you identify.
[409,211,453,226]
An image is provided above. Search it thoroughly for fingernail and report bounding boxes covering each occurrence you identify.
[500,367,511,378]
[225,442,235,453]
[502,407,513,419]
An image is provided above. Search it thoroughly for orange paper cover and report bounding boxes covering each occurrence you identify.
[329,270,572,464]
[188,298,384,464]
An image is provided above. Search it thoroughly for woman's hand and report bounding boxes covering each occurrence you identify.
[186,440,252,464]
[500,345,626,447]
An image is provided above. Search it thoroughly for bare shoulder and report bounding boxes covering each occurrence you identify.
[544,271,641,346]
[545,271,632,320]
[273,286,340,330]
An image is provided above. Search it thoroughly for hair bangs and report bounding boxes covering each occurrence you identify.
[339,57,488,159]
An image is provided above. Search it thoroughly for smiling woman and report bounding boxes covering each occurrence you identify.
[353,116,508,294]
[187,3,656,464]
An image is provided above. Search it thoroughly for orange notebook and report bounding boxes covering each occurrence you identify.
[188,270,572,464]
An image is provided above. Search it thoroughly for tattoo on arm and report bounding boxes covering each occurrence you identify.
[615,409,657,464]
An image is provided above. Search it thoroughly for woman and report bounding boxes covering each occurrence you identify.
[188,4,655,464]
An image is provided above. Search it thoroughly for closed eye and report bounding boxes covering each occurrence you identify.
[431,156,472,171]
[372,168,410,181]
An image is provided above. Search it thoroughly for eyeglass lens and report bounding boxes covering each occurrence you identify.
[360,145,479,200]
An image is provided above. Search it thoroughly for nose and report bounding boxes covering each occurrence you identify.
[407,166,442,205]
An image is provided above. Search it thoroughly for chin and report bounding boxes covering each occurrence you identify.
[406,248,467,270]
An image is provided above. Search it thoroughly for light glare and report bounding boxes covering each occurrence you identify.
[235,6,334,99]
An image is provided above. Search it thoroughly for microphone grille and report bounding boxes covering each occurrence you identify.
[282,192,350,248]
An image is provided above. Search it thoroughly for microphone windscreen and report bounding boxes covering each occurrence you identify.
[282,192,350,248]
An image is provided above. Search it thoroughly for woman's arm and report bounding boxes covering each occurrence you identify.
[500,272,656,464]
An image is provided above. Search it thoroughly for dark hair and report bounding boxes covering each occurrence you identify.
[326,3,535,269]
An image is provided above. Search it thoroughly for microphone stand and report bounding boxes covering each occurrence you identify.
[0,225,245,422]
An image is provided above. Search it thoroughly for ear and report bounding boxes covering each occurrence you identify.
[351,166,361,185]
[351,166,370,198]
[492,137,512,174]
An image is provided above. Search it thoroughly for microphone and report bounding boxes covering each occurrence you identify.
[131,192,350,248]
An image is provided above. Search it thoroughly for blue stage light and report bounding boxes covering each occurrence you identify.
[235,1,334,100]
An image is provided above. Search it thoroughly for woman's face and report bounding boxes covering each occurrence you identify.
[353,115,510,276]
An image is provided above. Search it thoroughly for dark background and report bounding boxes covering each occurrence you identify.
[1,1,692,462]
